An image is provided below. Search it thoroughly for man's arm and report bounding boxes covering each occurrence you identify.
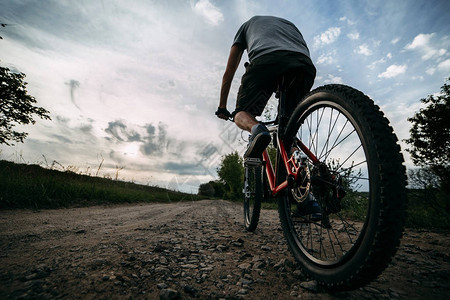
[217,44,244,119]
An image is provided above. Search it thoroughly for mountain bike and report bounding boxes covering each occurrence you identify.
[241,75,407,290]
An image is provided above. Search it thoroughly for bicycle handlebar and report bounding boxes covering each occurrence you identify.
[215,107,278,125]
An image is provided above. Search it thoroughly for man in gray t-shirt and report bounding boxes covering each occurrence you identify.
[233,16,311,62]
[216,16,316,158]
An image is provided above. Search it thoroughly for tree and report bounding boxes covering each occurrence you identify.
[198,182,215,197]
[198,180,227,198]
[0,66,51,145]
[209,180,226,198]
[405,79,450,182]
[408,167,443,212]
[405,78,450,214]
[217,151,244,200]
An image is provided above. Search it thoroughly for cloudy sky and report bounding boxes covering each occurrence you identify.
[1,0,449,193]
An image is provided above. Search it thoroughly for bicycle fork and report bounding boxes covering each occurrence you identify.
[243,157,263,198]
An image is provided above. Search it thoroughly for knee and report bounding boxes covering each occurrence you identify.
[234,111,247,122]
[234,111,258,132]
[234,111,254,123]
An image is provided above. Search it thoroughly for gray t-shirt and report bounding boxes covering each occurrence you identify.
[233,16,311,62]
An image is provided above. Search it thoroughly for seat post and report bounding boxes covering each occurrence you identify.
[278,75,289,139]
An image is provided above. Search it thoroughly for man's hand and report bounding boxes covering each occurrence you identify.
[215,107,232,120]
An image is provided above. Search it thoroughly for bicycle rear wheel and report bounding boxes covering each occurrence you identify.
[279,84,407,290]
[243,164,263,232]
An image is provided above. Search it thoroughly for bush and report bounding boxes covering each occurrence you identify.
[198,182,215,197]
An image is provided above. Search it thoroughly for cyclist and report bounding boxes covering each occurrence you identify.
[216,15,316,158]
[216,16,321,219]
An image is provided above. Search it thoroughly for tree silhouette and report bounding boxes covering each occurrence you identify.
[405,78,450,213]
[217,151,244,199]
[0,66,51,145]
[405,79,449,178]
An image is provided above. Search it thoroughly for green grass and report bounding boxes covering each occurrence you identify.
[405,189,450,229]
[0,160,206,209]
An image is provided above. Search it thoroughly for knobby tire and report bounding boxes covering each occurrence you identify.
[244,165,263,232]
[279,84,407,290]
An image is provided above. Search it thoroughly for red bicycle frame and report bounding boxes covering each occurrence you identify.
[262,135,319,197]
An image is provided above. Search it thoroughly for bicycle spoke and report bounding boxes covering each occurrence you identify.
[334,144,363,171]
[326,221,346,256]
[321,124,353,162]
[346,175,369,181]
[289,104,371,264]
[305,112,317,155]
[326,227,337,258]
[339,160,367,172]
[310,108,326,157]
[317,108,341,160]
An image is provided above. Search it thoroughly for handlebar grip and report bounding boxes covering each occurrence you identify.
[215,107,232,119]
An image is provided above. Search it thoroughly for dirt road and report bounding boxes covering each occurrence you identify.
[0,200,449,299]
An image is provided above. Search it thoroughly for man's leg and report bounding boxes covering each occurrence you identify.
[234,111,259,132]
[234,111,271,158]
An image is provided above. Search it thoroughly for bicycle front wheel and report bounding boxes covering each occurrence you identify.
[279,84,407,290]
[243,164,263,232]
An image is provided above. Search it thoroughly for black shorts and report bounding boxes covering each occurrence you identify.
[234,51,316,117]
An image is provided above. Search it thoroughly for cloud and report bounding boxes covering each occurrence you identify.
[323,74,343,84]
[339,16,355,25]
[347,32,359,40]
[51,134,73,144]
[141,123,169,155]
[437,58,450,71]
[368,53,392,70]
[313,27,341,48]
[317,53,334,65]
[368,59,385,70]
[405,33,447,60]
[163,161,206,176]
[378,64,407,79]
[405,33,434,49]
[426,67,436,75]
[355,44,372,56]
[79,124,93,134]
[192,0,224,26]
[105,120,141,142]
[102,119,205,168]
[66,79,80,110]
[47,115,97,145]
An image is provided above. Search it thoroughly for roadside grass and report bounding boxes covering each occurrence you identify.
[406,189,450,229]
[2,159,448,230]
[0,160,206,209]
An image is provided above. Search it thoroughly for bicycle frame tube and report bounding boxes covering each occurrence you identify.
[260,75,319,197]
[262,136,319,197]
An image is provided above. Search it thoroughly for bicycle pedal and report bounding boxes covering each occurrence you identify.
[244,157,262,167]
